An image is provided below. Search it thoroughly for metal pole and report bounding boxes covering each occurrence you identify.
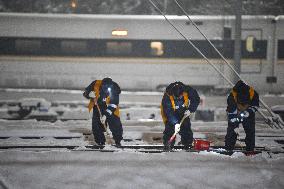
[270,18,277,92]
[233,0,242,84]
[164,0,168,13]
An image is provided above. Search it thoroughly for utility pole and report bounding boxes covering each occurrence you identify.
[233,0,242,84]
[163,0,168,13]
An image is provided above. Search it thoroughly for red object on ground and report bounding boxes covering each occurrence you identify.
[244,151,257,156]
[194,139,210,150]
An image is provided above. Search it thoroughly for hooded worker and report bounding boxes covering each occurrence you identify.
[161,81,200,150]
[225,80,259,152]
[83,77,123,147]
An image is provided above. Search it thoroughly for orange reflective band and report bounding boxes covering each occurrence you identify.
[160,92,189,124]
[232,86,255,103]
[87,80,102,112]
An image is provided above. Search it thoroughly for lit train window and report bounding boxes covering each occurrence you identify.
[151,42,164,56]
[106,42,132,55]
[246,36,255,53]
[70,0,77,8]
[61,40,87,54]
[112,30,128,36]
[15,39,41,53]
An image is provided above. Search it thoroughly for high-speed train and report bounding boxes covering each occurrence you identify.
[0,13,283,93]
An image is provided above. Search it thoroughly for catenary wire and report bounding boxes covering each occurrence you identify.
[173,0,283,129]
[148,0,283,128]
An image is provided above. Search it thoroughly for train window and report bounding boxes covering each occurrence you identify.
[186,21,203,26]
[278,40,284,59]
[112,29,128,36]
[223,27,231,39]
[15,39,41,53]
[61,40,87,54]
[246,36,255,53]
[106,41,132,55]
[151,42,164,56]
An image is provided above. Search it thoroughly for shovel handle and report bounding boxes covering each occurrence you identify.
[168,113,191,143]
[95,102,109,135]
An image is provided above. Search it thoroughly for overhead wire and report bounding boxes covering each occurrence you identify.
[173,0,283,129]
[148,0,283,129]
[148,0,234,87]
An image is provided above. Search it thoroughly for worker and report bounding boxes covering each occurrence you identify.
[161,81,200,150]
[83,77,123,147]
[225,80,259,152]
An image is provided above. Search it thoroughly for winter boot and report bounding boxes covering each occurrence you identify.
[115,141,121,147]
[97,142,105,149]
[183,144,192,151]
[163,140,174,151]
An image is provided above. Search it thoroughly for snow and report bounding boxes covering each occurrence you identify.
[0,150,283,189]
[0,118,283,189]
[0,90,284,189]
[1,88,164,95]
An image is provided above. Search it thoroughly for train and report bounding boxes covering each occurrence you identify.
[0,13,283,93]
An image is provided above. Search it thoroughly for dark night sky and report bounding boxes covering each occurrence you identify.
[0,0,283,15]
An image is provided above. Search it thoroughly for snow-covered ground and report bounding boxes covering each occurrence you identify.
[0,89,284,189]
[1,149,284,189]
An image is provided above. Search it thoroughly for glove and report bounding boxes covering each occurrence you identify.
[100,115,106,124]
[237,110,250,122]
[184,110,191,117]
[239,111,250,118]
[229,117,240,123]
[228,114,240,123]
[83,91,90,99]
[174,123,181,133]
[88,91,96,99]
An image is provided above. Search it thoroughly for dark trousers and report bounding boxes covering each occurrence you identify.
[92,106,123,145]
[163,117,193,146]
[225,113,255,151]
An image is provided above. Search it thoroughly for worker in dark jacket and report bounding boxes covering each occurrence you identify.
[83,77,123,147]
[161,81,200,150]
[225,80,259,152]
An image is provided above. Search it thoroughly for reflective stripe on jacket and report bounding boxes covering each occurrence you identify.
[231,86,255,103]
[87,80,120,117]
[161,92,189,124]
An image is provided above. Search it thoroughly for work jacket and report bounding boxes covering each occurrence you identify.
[83,80,121,117]
[161,84,200,126]
[227,84,259,116]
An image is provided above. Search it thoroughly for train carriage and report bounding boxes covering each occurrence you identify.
[0,13,283,93]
